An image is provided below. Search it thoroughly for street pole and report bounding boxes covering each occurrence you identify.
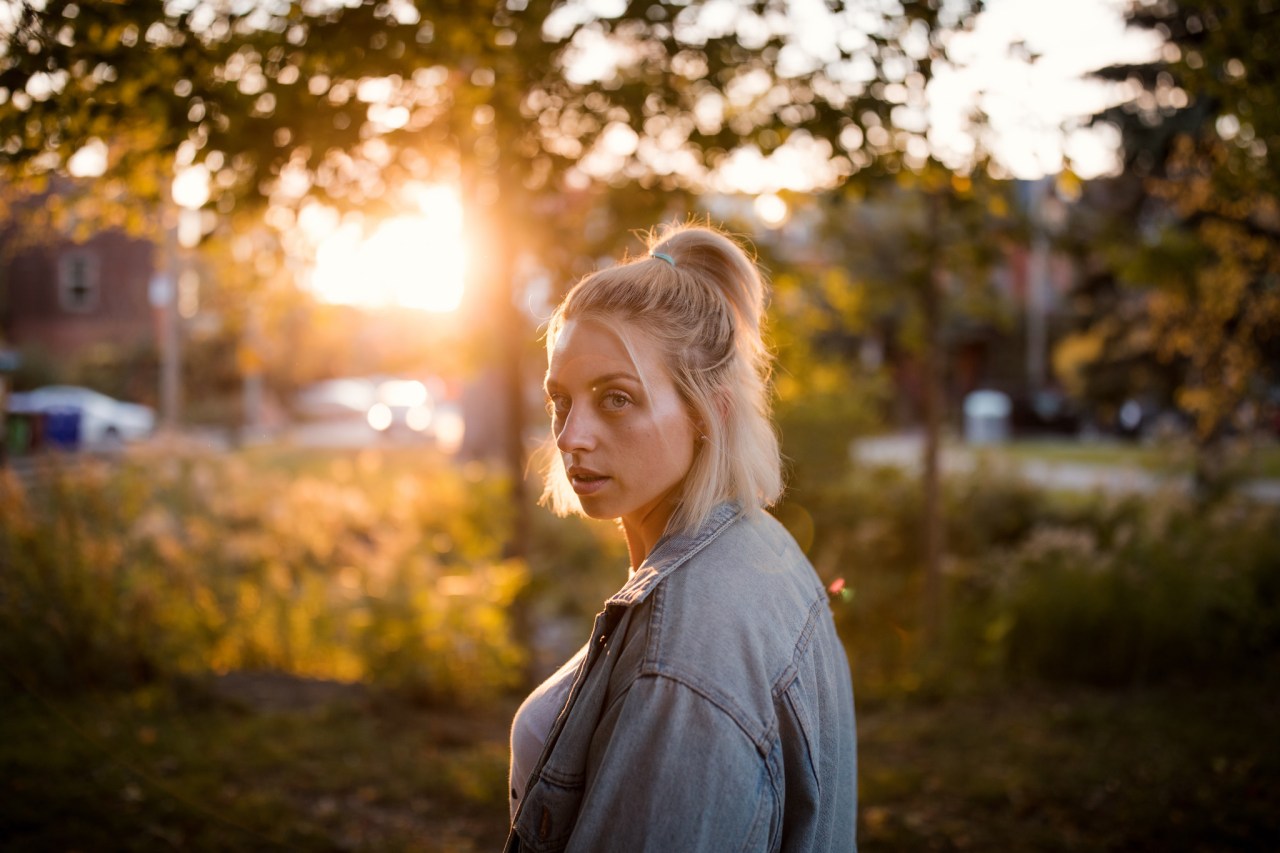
[162,166,210,435]
[1027,227,1049,392]
[239,303,264,442]
[922,189,945,649]
[151,201,183,432]
[1027,176,1064,394]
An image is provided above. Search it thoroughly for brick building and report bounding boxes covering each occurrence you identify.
[1,226,158,359]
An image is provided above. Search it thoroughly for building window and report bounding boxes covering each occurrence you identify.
[58,250,100,313]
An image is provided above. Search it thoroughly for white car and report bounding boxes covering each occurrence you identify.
[293,376,435,437]
[7,385,156,449]
[292,377,379,421]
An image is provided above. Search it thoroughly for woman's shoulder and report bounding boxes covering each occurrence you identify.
[639,507,829,687]
[687,506,820,590]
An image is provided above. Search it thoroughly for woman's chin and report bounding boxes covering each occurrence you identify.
[576,498,617,521]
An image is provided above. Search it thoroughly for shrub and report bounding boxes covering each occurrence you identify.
[0,449,528,706]
[782,460,1280,694]
[8,444,1274,704]
[995,495,1280,685]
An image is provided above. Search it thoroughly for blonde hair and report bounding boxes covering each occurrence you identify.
[539,221,783,535]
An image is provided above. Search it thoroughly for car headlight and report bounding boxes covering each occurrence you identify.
[367,403,393,431]
[406,405,432,432]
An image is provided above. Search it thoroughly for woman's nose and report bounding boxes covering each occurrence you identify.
[556,407,596,454]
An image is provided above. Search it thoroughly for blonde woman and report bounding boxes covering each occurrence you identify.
[506,223,857,852]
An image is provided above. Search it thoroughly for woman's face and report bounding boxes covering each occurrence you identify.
[545,317,699,544]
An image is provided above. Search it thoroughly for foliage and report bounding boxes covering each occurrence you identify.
[7,342,69,391]
[784,460,1280,694]
[7,438,1276,706]
[768,265,894,486]
[0,0,981,253]
[993,492,1280,685]
[1,0,994,571]
[0,448,528,705]
[0,0,993,351]
[3,446,1279,848]
[818,171,1022,398]
[810,167,1025,644]
[1064,0,1280,446]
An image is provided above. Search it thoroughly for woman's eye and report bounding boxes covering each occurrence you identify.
[600,391,631,411]
[546,395,569,417]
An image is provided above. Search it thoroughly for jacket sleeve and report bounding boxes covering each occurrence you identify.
[565,672,776,853]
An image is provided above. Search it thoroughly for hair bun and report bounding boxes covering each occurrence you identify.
[648,223,768,362]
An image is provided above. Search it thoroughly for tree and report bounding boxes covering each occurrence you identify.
[813,166,1017,642]
[2,0,983,559]
[1068,0,1280,487]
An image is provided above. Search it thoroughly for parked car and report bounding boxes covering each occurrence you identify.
[1113,396,1190,442]
[292,377,379,421]
[292,376,438,442]
[366,378,435,436]
[1009,388,1082,437]
[7,385,156,450]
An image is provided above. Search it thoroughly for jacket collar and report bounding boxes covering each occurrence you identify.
[605,502,743,609]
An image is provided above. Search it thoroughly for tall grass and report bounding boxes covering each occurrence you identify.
[0,449,527,705]
[5,445,1277,705]
[779,462,1280,693]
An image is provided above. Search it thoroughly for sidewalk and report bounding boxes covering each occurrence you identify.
[851,433,1280,504]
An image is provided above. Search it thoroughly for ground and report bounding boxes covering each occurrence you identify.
[3,669,1277,851]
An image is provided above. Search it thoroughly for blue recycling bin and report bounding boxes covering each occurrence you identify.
[43,406,82,450]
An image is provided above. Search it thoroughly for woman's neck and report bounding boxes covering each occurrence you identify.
[620,501,676,571]
[621,518,651,572]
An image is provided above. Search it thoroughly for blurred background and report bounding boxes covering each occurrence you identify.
[1,0,1277,850]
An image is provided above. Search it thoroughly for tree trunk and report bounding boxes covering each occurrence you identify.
[487,209,537,686]
[1192,423,1230,505]
[497,236,530,562]
[921,193,945,648]
[158,202,183,432]
[462,160,530,562]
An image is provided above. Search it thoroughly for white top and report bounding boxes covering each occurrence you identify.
[509,643,589,819]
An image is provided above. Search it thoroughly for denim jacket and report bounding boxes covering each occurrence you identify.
[505,503,857,852]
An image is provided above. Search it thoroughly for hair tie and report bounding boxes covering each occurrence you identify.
[651,251,676,268]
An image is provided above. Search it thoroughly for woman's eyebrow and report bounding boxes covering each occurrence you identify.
[544,371,641,393]
[589,372,641,389]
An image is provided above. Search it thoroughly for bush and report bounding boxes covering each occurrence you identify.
[0,449,528,706]
[781,460,1280,694]
[8,443,1275,705]
[777,463,927,695]
[995,495,1280,685]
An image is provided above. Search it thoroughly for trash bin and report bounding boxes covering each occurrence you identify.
[6,413,33,455]
[963,390,1011,445]
[43,406,82,450]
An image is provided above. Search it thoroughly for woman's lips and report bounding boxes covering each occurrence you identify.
[569,471,610,496]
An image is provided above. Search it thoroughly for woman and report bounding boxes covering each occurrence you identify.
[506,223,857,852]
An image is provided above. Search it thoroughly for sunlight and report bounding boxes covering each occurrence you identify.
[754,193,789,228]
[309,184,467,312]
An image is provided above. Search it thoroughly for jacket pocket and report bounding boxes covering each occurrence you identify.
[513,771,585,853]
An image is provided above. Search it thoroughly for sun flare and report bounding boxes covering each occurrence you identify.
[308,184,467,312]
